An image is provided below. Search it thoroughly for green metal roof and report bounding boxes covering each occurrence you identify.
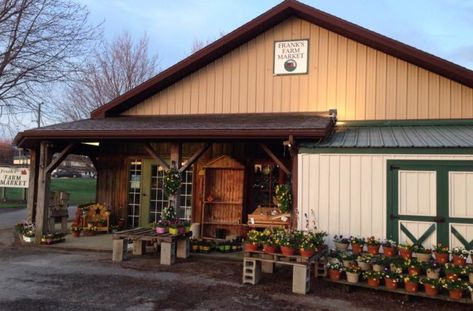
[308,125,473,148]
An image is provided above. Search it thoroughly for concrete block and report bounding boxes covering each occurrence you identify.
[261,261,274,274]
[292,265,311,295]
[112,239,128,262]
[160,241,176,265]
[176,239,190,259]
[132,240,146,256]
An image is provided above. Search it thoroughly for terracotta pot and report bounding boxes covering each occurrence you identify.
[351,243,363,254]
[335,242,349,251]
[357,261,371,271]
[346,272,359,283]
[367,245,380,255]
[426,268,440,279]
[263,245,277,253]
[328,269,341,281]
[300,248,315,257]
[408,267,421,276]
[383,246,397,257]
[424,284,439,296]
[155,227,167,234]
[367,278,380,287]
[244,243,258,252]
[399,248,412,260]
[449,289,464,299]
[434,252,449,264]
[452,255,466,266]
[415,252,431,263]
[404,281,418,293]
[384,277,398,289]
[373,264,384,272]
[446,273,460,281]
[71,231,80,238]
[280,246,296,256]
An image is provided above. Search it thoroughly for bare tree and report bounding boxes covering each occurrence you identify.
[0,0,99,131]
[191,31,226,54]
[57,32,159,120]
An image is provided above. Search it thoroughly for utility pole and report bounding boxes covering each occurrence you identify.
[37,102,42,128]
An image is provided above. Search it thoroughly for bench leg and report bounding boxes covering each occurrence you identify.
[176,239,190,259]
[261,261,274,274]
[292,265,311,295]
[242,258,261,285]
[160,241,176,265]
[113,239,128,262]
[132,240,146,255]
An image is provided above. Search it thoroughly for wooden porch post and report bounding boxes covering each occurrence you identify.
[26,147,39,223]
[35,142,52,243]
[170,143,182,211]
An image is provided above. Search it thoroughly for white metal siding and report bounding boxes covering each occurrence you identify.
[298,153,473,239]
[449,171,473,218]
[398,170,437,216]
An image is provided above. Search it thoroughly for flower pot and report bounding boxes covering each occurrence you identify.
[71,231,81,238]
[185,226,191,233]
[384,277,398,289]
[367,245,380,255]
[335,242,349,251]
[346,272,360,283]
[342,260,355,268]
[244,243,258,252]
[357,261,371,271]
[399,248,412,260]
[452,255,466,266]
[434,252,449,264]
[404,281,418,293]
[351,243,363,254]
[415,252,431,263]
[449,289,463,299]
[300,248,315,257]
[383,246,396,257]
[469,272,473,284]
[280,246,296,256]
[168,227,179,235]
[263,245,277,253]
[408,267,421,276]
[373,264,384,272]
[426,268,440,279]
[328,269,341,281]
[424,284,439,296]
[156,227,167,234]
[367,278,380,287]
[178,226,186,234]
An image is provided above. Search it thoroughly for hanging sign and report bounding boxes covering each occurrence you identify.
[0,167,29,188]
[274,39,309,75]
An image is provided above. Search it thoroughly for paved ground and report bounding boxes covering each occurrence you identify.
[0,229,471,311]
[0,206,76,229]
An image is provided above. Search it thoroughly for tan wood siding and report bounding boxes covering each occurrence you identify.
[123,17,473,120]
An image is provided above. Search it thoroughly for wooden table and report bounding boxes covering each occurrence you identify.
[112,228,191,265]
[242,248,327,295]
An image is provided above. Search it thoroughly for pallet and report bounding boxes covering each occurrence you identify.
[244,246,327,265]
[327,278,473,305]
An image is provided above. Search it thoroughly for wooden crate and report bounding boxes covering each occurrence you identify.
[247,207,290,228]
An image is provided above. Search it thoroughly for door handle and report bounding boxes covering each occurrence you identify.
[433,216,445,223]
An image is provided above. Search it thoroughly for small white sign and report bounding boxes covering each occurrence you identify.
[0,167,29,188]
[274,39,309,75]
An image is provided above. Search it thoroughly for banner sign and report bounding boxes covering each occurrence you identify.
[0,167,29,188]
[274,39,309,75]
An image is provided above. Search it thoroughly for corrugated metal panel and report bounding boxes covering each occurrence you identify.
[314,126,473,148]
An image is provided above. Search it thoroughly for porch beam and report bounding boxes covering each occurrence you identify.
[35,142,52,243]
[179,143,211,173]
[144,143,169,170]
[45,143,75,174]
[26,147,39,223]
[259,143,290,175]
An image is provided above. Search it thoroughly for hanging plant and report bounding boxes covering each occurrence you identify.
[163,167,182,196]
[275,183,292,213]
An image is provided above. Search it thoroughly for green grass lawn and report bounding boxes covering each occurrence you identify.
[0,178,96,208]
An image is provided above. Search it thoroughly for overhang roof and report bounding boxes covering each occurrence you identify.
[14,112,334,148]
[308,125,473,149]
[91,0,473,119]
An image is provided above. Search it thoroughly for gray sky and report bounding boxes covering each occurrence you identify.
[79,0,473,70]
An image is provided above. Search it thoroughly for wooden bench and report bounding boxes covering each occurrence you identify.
[112,228,191,265]
[242,247,327,295]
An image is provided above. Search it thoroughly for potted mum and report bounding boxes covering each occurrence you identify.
[340,252,356,268]
[420,277,441,297]
[345,265,362,283]
[444,263,464,281]
[443,279,468,299]
[383,271,402,289]
[350,236,365,254]
[70,224,82,238]
[299,231,326,257]
[398,243,413,260]
[333,235,350,251]
[371,255,386,272]
[362,270,383,287]
[450,247,469,266]
[403,259,422,276]
[327,262,343,281]
[262,228,281,253]
[403,274,420,293]
[413,245,432,263]
[280,231,297,256]
[356,255,372,271]
[153,220,168,234]
[366,236,381,255]
[382,239,397,257]
[244,230,261,251]
[388,257,404,274]
[432,243,449,264]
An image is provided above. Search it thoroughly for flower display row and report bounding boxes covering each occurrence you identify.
[244,228,327,257]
